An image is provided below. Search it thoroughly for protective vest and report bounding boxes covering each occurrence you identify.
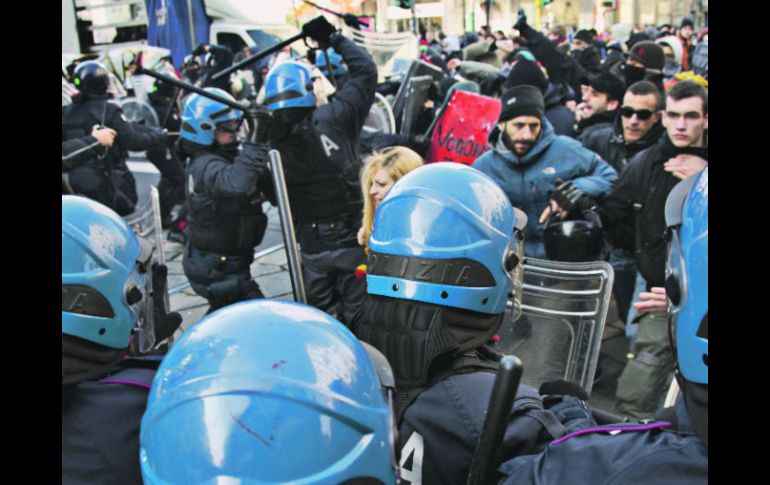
[62,100,137,215]
[186,153,267,256]
[272,119,362,223]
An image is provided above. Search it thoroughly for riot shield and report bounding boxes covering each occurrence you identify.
[497,258,614,396]
[363,92,396,135]
[399,75,434,136]
[119,97,160,127]
[390,60,445,132]
[345,28,419,83]
[423,80,481,140]
[123,185,169,309]
[425,90,501,165]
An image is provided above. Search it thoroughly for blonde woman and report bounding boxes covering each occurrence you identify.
[357,146,424,252]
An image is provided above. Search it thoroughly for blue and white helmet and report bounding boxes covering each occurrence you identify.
[367,162,520,315]
[62,195,153,349]
[180,87,243,145]
[264,61,316,110]
[665,167,708,384]
[140,299,397,484]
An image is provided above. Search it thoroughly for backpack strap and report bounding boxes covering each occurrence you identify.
[98,361,158,390]
[394,349,500,425]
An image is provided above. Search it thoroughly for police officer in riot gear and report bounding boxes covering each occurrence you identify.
[62,61,167,215]
[264,16,377,325]
[178,87,273,313]
[352,163,567,485]
[62,195,181,484]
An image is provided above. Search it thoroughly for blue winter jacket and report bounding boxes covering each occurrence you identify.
[473,118,617,259]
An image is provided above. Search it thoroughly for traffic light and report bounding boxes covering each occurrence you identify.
[396,0,415,9]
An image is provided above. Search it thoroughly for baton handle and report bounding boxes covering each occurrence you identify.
[210,33,305,82]
[466,355,523,485]
[134,66,250,111]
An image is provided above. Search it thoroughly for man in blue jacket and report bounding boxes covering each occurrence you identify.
[473,85,617,260]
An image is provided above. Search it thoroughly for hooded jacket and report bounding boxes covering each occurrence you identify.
[473,118,618,259]
[543,82,575,137]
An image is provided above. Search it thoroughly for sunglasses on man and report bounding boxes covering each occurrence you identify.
[620,107,655,120]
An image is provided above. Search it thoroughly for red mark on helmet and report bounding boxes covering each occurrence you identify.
[231,415,272,447]
[492,335,501,343]
[638,48,645,56]
[271,359,287,369]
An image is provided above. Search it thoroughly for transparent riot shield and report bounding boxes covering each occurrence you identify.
[390,60,445,132]
[119,97,160,127]
[363,92,396,135]
[399,75,434,136]
[497,258,614,396]
[345,28,419,83]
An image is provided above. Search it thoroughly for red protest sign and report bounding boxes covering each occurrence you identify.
[426,90,501,165]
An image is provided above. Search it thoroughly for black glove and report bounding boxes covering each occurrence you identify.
[302,16,337,46]
[192,43,208,56]
[343,13,361,28]
[551,179,594,214]
[244,106,272,144]
[514,8,528,31]
[150,263,183,343]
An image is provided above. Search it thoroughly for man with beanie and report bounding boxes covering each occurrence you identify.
[575,72,626,142]
[504,59,575,137]
[474,85,617,260]
[616,41,666,93]
[570,29,602,76]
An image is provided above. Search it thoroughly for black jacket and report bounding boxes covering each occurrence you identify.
[516,22,589,103]
[269,33,377,225]
[543,82,575,137]
[582,115,665,175]
[185,142,271,256]
[596,135,707,287]
[62,95,166,214]
[575,109,617,143]
[62,360,157,485]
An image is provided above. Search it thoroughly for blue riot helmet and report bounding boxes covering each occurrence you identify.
[316,48,348,77]
[180,87,244,146]
[140,299,397,484]
[664,167,708,385]
[62,195,155,351]
[367,162,520,315]
[264,60,316,110]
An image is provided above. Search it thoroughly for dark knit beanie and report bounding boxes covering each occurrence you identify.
[626,32,651,50]
[503,59,548,93]
[680,17,695,29]
[628,41,665,70]
[585,72,626,102]
[499,85,545,122]
[574,29,594,44]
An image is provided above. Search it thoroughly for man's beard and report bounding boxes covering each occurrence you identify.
[502,130,533,155]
